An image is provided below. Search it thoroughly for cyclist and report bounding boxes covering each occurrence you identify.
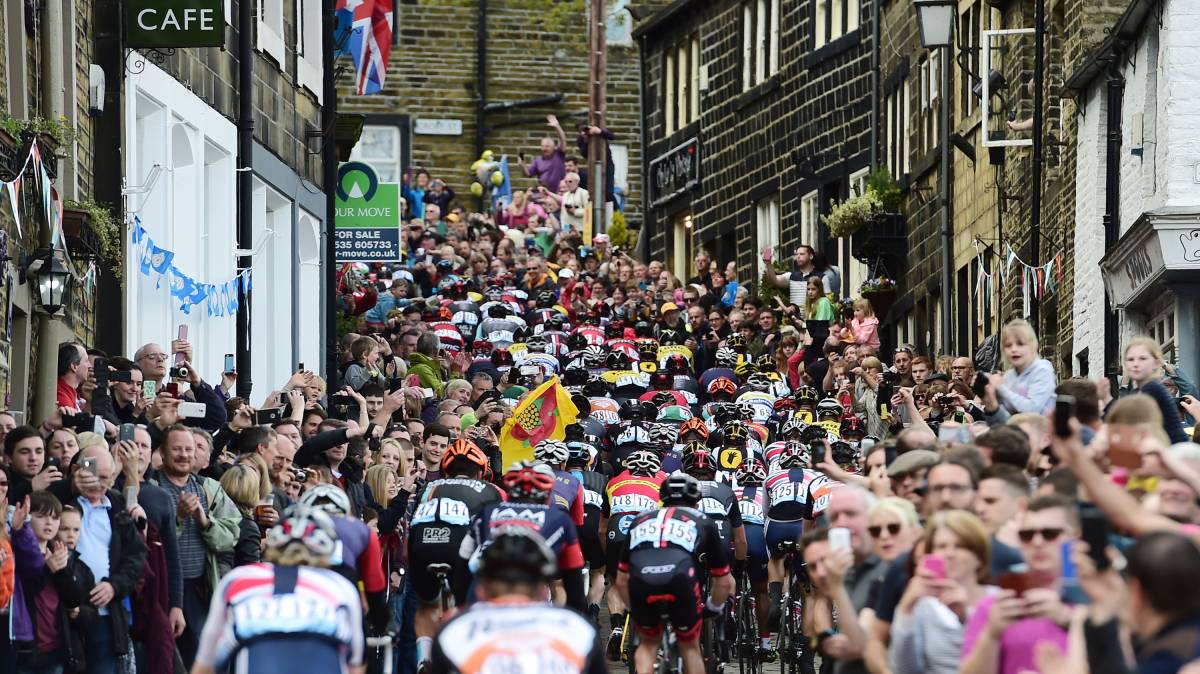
[297,485,390,635]
[603,448,667,658]
[456,461,587,611]
[429,528,606,674]
[192,505,364,674]
[733,457,775,661]
[565,434,610,622]
[535,439,586,527]
[764,441,815,630]
[615,473,735,674]
[682,450,747,567]
[409,439,506,673]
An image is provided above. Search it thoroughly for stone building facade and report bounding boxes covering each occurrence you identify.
[635,0,875,301]
[340,0,645,224]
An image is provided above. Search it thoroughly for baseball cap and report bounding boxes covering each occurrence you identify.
[661,302,679,313]
[559,268,575,279]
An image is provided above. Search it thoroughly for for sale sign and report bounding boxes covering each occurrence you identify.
[335,162,401,262]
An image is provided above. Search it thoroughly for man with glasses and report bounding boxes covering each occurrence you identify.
[133,341,227,433]
[924,457,978,514]
[951,356,976,384]
[961,495,1075,674]
[133,342,171,386]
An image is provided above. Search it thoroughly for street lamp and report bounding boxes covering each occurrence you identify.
[27,251,73,315]
[914,0,955,356]
[914,0,955,48]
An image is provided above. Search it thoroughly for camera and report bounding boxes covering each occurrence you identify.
[170,365,190,380]
[972,372,990,397]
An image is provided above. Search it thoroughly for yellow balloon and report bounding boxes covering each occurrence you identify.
[470,182,484,196]
[490,170,504,186]
[470,159,483,171]
[482,150,494,161]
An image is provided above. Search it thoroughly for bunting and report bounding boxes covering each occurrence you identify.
[131,216,252,317]
[1,138,64,241]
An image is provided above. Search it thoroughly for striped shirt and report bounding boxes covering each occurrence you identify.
[159,475,209,580]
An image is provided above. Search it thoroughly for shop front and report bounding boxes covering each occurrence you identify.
[1101,208,1200,376]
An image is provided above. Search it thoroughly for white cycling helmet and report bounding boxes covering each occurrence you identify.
[298,484,351,516]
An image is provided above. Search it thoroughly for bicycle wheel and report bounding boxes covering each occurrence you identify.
[736,590,757,674]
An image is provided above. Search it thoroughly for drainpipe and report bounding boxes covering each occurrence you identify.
[475,0,487,160]
[235,0,255,398]
[869,0,880,169]
[1102,66,1124,378]
[636,32,650,262]
[31,0,67,421]
[323,0,340,390]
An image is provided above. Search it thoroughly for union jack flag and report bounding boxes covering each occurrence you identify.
[336,0,392,95]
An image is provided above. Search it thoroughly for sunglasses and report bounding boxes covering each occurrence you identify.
[868,523,903,538]
[1017,527,1065,543]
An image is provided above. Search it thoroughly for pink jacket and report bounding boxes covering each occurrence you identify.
[849,317,880,349]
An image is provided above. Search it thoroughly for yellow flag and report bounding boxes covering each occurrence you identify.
[498,376,579,468]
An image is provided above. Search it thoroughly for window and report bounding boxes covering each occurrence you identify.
[885,82,911,179]
[959,3,981,120]
[296,209,322,371]
[742,0,779,89]
[800,190,819,247]
[664,35,700,135]
[607,0,633,47]
[251,178,296,391]
[672,213,694,282]
[258,0,286,69]
[814,0,859,50]
[1149,299,1177,365]
[296,0,323,99]
[849,167,868,197]
[4,0,29,118]
[350,126,403,183]
[917,55,939,156]
[756,195,780,276]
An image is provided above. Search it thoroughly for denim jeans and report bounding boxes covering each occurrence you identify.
[395,587,418,674]
[85,619,118,674]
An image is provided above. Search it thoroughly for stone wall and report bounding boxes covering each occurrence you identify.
[340,0,644,220]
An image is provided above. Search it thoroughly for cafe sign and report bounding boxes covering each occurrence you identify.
[649,138,699,206]
[126,0,225,48]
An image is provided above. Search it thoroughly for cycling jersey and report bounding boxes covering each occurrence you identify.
[696,479,744,549]
[734,485,766,527]
[459,502,585,576]
[329,515,387,594]
[408,477,505,602]
[619,506,731,642]
[587,397,620,426]
[735,485,769,583]
[430,321,465,353]
[551,469,587,527]
[764,467,820,523]
[194,564,363,674]
[570,468,610,568]
[604,470,666,579]
[428,601,605,674]
[476,316,525,349]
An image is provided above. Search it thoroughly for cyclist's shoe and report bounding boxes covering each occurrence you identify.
[758,647,778,663]
[416,661,430,674]
[606,626,624,661]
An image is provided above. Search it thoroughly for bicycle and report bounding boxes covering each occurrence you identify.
[733,569,760,674]
[650,596,684,674]
[774,541,808,674]
[428,562,455,615]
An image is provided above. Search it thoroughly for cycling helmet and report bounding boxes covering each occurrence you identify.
[265,504,338,561]
[624,449,662,475]
[658,329,682,346]
[721,424,749,447]
[681,440,709,457]
[565,441,595,468]
[563,365,589,387]
[666,354,690,375]
[801,424,832,445]
[795,386,818,405]
[745,372,775,392]
[679,418,710,442]
[774,397,797,413]
[647,422,678,448]
[478,526,557,583]
[545,312,567,332]
[733,360,755,380]
[484,285,504,302]
[829,441,860,470]
[472,339,494,358]
[502,461,557,503]
[649,371,672,391]
[566,331,589,352]
[707,377,737,401]
[441,438,490,474]
[582,377,610,397]
[298,484,351,516]
[486,303,510,319]
[682,450,717,479]
[582,345,606,368]
[491,349,515,368]
[778,441,810,469]
[536,290,558,308]
[634,321,654,339]
[726,334,747,352]
[533,439,570,466]
[816,398,844,421]
[780,415,809,440]
[713,347,739,370]
[607,350,632,370]
[840,415,866,439]
[755,354,777,372]
[604,322,625,339]
[659,472,702,506]
[649,391,678,409]
[735,457,768,485]
[619,399,646,421]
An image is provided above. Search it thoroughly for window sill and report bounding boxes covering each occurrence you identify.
[803,29,861,69]
[733,74,781,112]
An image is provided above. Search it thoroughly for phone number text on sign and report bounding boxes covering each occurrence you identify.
[335,228,400,262]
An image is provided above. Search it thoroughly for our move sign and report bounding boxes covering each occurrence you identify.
[126,0,225,48]
[336,162,401,262]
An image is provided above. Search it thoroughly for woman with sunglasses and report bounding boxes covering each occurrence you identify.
[891,510,993,674]
[867,497,920,563]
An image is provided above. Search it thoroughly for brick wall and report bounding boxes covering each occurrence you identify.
[340,0,645,220]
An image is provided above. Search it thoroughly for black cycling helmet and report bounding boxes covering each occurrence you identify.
[659,473,702,506]
[606,351,632,370]
[634,321,654,338]
[582,377,610,397]
[478,527,557,584]
[563,365,589,386]
[726,334,747,352]
[682,451,717,480]
[536,290,558,308]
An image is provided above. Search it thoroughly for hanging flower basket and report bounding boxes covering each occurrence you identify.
[822,190,882,238]
[859,277,898,318]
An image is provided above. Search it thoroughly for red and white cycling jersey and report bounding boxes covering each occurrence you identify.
[429,601,602,674]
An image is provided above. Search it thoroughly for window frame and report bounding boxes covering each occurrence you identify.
[742,0,779,90]
[257,0,287,70]
[800,190,819,248]
[296,0,323,99]
[755,194,781,277]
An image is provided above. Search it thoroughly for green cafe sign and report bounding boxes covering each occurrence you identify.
[126,0,225,48]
